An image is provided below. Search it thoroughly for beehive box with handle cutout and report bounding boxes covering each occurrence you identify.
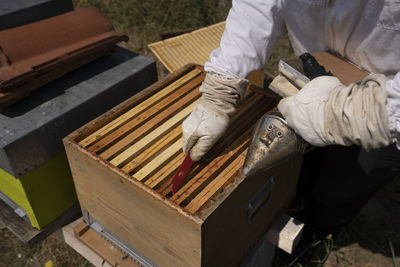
[63,64,304,266]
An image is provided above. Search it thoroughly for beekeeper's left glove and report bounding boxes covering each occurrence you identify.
[278,75,392,151]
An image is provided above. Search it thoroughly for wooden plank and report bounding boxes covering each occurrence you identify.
[121,126,181,174]
[97,87,199,160]
[280,52,368,87]
[108,100,198,167]
[247,69,264,87]
[145,152,186,189]
[171,128,252,205]
[265,214,304,254]
[313,52,367,86]
[58,218,114,267]
[73,220,90,237]
[133,138,182,181]
[185,146,248,214]
[79,68,202,148]
[64,142,202,267]
[72,64,200,143]
[73,221,140,267]
[89,74,203,154]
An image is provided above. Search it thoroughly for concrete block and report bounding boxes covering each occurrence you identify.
[0,46,157,177]
[0,0,73,30]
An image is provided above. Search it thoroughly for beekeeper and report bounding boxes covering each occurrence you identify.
[182,0,400,240]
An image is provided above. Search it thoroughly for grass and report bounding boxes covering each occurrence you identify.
[0,222,91,266]
[73,0,232,56]
[72,0,294,78]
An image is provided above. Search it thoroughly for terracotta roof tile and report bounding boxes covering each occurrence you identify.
[0,8,128,108]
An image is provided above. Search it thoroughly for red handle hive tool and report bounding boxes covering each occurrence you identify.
[172,153,194,194]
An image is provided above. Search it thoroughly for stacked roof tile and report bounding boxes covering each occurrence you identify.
[0,8,128,109]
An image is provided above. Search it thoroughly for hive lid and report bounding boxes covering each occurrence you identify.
[148,22,225,72]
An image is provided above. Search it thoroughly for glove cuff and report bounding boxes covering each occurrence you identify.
[199,72,249,119]
[324,74,392,151]
[386,73,400,150]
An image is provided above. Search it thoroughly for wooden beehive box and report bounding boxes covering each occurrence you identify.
[64,64,304,266]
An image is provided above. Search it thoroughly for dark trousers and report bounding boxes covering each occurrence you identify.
[297,144,400,236]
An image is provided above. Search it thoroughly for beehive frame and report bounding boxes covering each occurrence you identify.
[70,64,273,213]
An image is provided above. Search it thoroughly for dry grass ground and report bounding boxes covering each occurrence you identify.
[0,221,90,266]
[1,1,399,266]
[324,176,400,267]
[73,0,232,57]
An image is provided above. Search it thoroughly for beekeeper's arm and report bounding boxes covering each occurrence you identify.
[182,0,284,161]
[278,72,400,151]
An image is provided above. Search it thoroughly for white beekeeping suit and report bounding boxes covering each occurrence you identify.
[207,0,400,78]
[183,0,400,161]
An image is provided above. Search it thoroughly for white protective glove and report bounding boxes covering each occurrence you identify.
[182,73,249,161]
[278,75,392,151]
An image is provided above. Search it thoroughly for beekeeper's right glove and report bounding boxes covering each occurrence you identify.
[182,73,249,161]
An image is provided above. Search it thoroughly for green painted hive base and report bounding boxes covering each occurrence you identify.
[0,152,78,229]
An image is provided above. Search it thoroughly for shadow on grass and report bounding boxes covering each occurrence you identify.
[333,176,400,261]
